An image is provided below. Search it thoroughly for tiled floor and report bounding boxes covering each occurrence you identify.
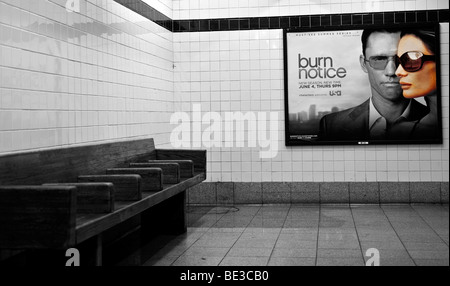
[140,204,449,266]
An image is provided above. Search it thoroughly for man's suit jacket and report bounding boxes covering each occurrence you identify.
[319,98,429,141]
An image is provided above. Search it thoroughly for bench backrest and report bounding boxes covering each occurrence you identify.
[0,139,156,185]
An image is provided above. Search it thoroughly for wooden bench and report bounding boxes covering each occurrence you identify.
[0,138,206,266]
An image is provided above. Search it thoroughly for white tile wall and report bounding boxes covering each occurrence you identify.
[173,0,450,19]
[173,1,450,183]
[0,0,174,155]
[1,0,448,183]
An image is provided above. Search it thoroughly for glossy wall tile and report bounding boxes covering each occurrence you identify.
[0,0,175,155]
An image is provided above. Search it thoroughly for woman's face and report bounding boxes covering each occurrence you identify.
[395,34,436,98]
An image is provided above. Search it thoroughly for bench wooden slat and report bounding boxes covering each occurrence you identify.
[43,183,115,214]
[0,186,76,249]
[146,160,194,178]
[106,168,163,192]
[129,162,180,183]
[78,175,142,201]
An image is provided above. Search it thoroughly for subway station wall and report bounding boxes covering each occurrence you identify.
[172,0,450,183]
[0,0,174,155]
[0,0,448,185]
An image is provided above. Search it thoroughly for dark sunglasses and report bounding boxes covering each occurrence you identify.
[365,51,435,72]
[396,51,435,72]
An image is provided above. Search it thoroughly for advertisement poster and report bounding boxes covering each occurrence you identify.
[284,25,442,146]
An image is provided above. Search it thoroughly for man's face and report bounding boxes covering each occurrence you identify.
[360,31,403,103]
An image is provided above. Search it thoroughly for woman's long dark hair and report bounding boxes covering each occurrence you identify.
[400,28,436,54]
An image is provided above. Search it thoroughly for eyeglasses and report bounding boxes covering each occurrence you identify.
[364,55,397,70]
[396,51,435,72]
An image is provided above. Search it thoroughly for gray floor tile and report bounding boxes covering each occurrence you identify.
[275,239,317,249]
[282,226,319,232]
[408,250,450,260]
[316,257,365,266]
[271,248,317,258]
[268,257,316,266]
[142,256,179,266]
[173,255,223,266]
[200,232,242,240]
[182,247,230,257]
[318,240,361,249]
[219,256,269,266]
[403,242,449,251]
[414,259,449,266]
[243,227,282,233]
[248,219,286,228]
[192,238,238,248]
[213,220,251,228]
[226,247,273,257]
[377,258,416,266]
[319,232,359,241]
[233,238,277,248]
[397,233,444,243]
[358,233,401,242]
[317,249,363,258]
[206,227,246,233]
[360,240,406,250]
[278,232,318,241]
[284,220,320,228]
[373,249,411,259]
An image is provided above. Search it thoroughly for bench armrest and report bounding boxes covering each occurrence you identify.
[78,174,142,201]
[43,183,115,213]
[145,160,194,178]
[0,186,77,249]
[106,168,163,192]
[155,149,207,174]
[129,163,180,184]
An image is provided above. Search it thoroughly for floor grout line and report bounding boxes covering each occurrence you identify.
[349,205,368,266]
[216,205,261,266]
[266,204,292,266]
[410,204,449,247]
[314,204,321,266]
[380,205,417,266]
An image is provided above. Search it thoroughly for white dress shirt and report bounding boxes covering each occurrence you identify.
[369,98,412,139]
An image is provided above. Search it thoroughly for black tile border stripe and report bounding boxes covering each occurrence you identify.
[113,0,173,31]
[113,0,448,32]
[175,10,449,32]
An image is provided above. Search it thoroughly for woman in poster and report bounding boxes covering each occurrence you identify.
[395,29,438,139]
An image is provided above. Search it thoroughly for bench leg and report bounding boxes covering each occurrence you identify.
[164,191,187,235]
[141,191,187,237]
[95,235,102,266]
[76,234,103,266]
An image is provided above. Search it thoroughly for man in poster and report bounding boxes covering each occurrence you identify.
[318,28,429,141]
